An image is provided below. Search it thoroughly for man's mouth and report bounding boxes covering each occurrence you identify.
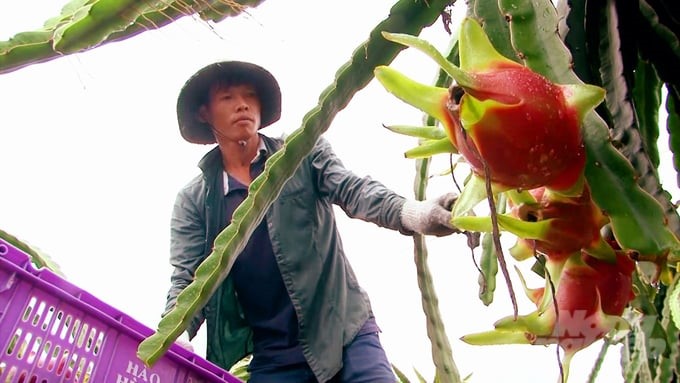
[234,115,253,123]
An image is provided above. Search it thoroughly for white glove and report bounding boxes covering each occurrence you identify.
[400,193,459,237]
[175,332,194,352]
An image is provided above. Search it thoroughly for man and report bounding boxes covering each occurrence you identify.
[165,61,459,383]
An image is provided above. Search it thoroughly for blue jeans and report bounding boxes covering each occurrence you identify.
[248,332,396,383]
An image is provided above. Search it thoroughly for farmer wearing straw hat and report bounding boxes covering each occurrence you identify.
[164,61,459,383]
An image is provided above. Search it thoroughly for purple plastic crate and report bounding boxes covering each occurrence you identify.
[0,239,243,383]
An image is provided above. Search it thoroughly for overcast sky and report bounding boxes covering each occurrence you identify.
[3,1,677,382]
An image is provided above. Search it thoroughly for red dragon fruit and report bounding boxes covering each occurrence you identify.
[375,17,605,193]
[507,185,614,262]
[461,251,635,381]
[451,184,616,262]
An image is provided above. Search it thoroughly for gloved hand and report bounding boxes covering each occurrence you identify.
[400,192,459,237]
[175,332,194,352]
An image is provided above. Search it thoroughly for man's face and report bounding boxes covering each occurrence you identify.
[199,83,262,143]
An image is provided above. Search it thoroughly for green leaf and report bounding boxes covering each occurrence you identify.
[452,214,552,240]
[498,0,574,81]
[586,339,611,383]
[478,194,504,306]
[384,124,448,140]
[669,275,680,332]
[469,0,518,63]
[414,368,429,383]
[458,96,512,129]
[0,0,264,74]
[374,66,451,124]
[0,228,65,276]
[381,31,474,87]
[458,17,519,72]
[478,231,498,306]
[451,174,505,217]
[584,112,680,256]
[504,189,536,205]
[460,328,532,345]
[655,275,680,382]
[560,83,606,121]
[666,88,680,195]
[404,138,457,158]
[633,48,662,169]
[391,364,412,383]
[229,355,252,381]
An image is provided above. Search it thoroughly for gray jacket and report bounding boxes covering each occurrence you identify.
[165,134,408,382]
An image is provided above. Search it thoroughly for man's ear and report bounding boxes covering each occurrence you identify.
[197,105,210,123]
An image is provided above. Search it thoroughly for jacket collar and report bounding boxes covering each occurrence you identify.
[197,134,282,177]
[222,139,268,195]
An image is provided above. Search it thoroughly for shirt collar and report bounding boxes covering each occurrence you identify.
[223,138,268,195]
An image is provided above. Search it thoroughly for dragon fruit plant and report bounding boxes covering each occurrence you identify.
[375,14,680,383]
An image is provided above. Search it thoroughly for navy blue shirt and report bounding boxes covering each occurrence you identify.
[223,147,379,371]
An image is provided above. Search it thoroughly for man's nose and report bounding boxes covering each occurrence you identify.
[236,98,250,111]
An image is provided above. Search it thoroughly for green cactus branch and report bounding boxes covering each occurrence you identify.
[0,0,264,74]
[410,30,464,383]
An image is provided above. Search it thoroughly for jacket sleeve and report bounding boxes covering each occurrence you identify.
[164,179,207,337]
[309,136,411,234]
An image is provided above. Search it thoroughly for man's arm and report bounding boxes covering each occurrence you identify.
[310,136,458,236]
[165,185,208,338]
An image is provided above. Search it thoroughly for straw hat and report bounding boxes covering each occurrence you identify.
[176,61,282,144]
